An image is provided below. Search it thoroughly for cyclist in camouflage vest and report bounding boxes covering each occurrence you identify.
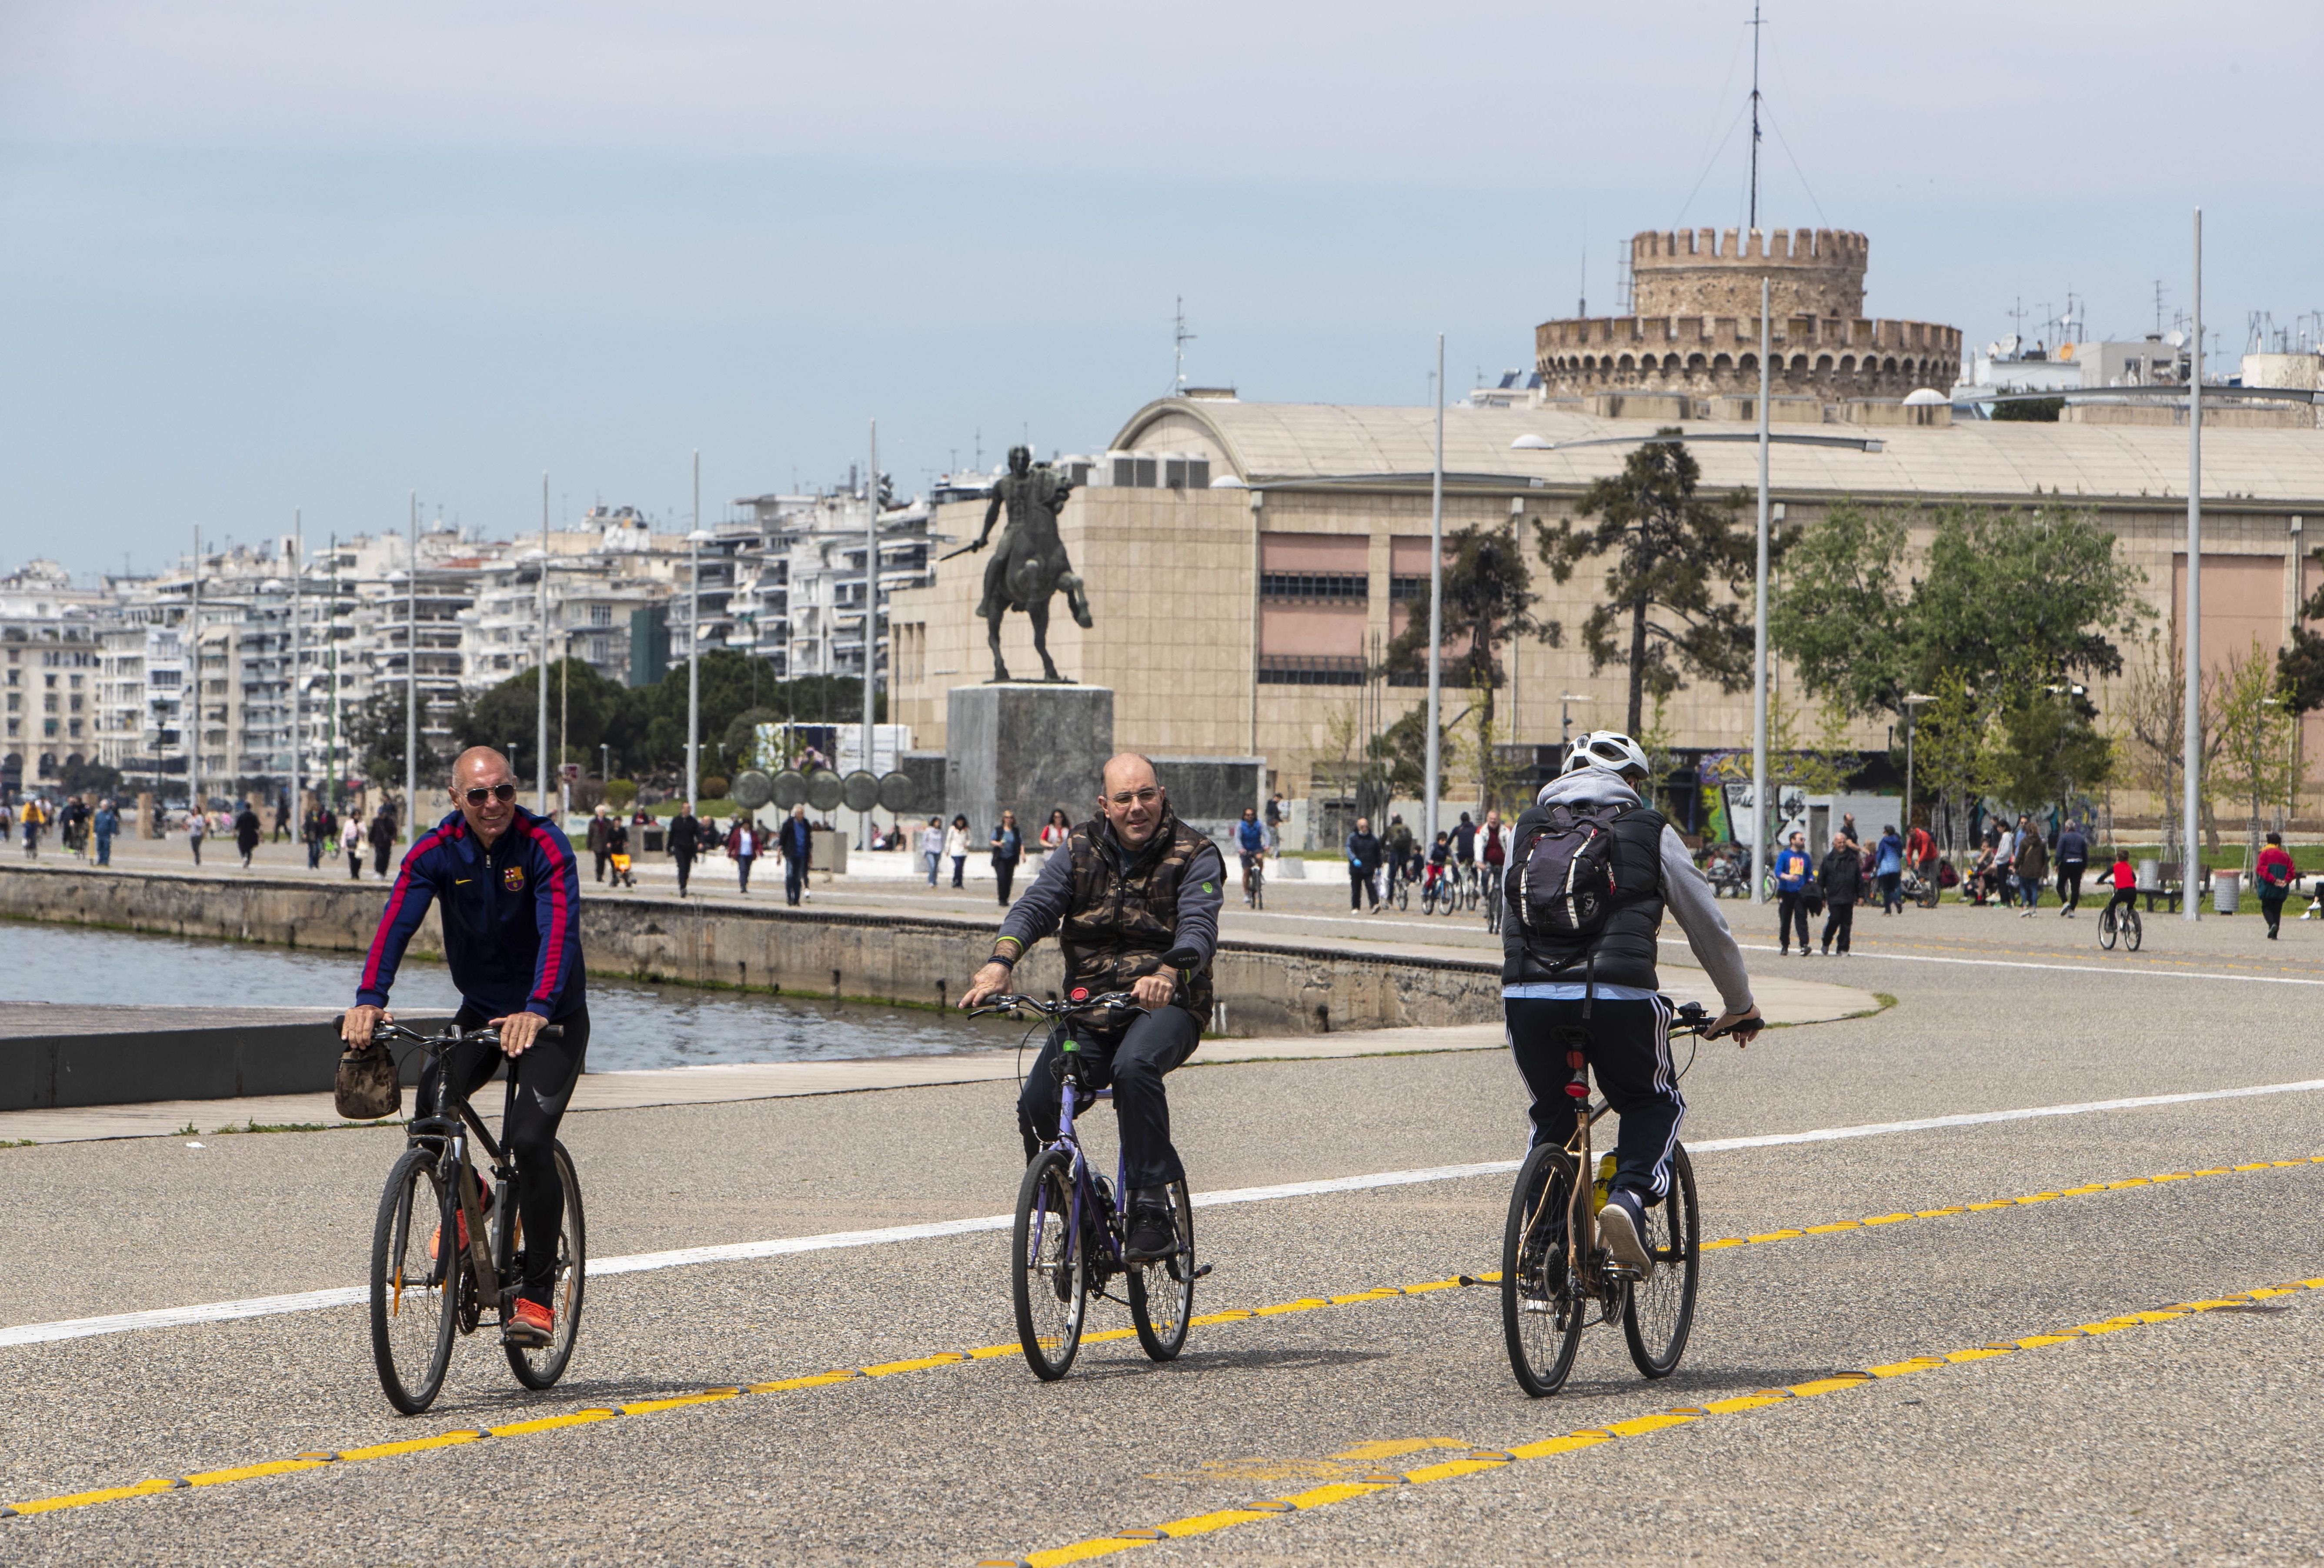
[962,754,1225,1263]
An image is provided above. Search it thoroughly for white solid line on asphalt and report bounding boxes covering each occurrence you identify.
[11,1077,2324,1351]
[1690,936,2324,988]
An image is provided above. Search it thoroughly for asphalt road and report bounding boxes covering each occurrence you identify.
[5,891,2324,1563]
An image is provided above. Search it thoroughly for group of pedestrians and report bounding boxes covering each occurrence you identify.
[1770,816,1927,956]
[1962,814,2095,914]
[920,806,1069,906]
[0,795,123,864]
[1341,808,1508,910]
[584,800,819,905]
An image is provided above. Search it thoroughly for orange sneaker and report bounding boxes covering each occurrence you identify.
[428,1188,489,1262]
[504,1296,554,1347]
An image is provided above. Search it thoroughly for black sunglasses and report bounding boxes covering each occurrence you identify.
[462,783,518,805]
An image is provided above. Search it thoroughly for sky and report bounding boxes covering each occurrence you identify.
[3,1,2319,577]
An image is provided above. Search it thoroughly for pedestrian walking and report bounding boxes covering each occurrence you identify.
[944,814,970,888]
[1038,808,1071,857]
[1384,814,1414,901]
[991,810,1023,906]
[233,802,261,868]
[368,804,397,877]
[1818,830,1863,954]
[1264,791,1284,853]
[2013,817,2047,916]
[779,803,814,906]
[671,801,701,896]
[21,798,44,858]
[1876,824,1904,914]
[587,804,614,884]
[1346,815,1382,911]
[93,797,119,867]
[2055,818,2090,916]
[920,816,945,886]
[301,804,324,869]
[186,806,205,866]
[2257,831,2297,939]
[607,817,636,887]
[341,811,364,879]
[727,812,757,894]
[1775,831,1814,954]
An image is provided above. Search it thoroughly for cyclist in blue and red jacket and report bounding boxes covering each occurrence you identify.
[340,745,588,1348]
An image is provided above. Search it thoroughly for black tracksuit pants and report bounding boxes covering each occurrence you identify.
[1016,1004,1200,1191]
[1506,995,1684,1203]
[418,1004,590,1305]
[1777,892,1810,952]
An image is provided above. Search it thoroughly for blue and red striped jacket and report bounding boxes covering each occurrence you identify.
[355,806,587,1021]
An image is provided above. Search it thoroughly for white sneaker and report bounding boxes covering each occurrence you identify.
[1599,1190,1654,1280]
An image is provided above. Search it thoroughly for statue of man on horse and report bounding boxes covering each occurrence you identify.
[968,445,1092,683]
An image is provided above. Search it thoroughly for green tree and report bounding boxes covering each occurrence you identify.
[1907,670,1989,857]
[2211,638,2299,866]
[449,660,626,773]
[347,689,441,787]
[1538,431,1766,734]
[1764,503,1912,719]
[1386,521,1557,769]
[1988,685,2112,821]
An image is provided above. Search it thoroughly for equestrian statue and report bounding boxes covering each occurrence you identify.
[965,444,1092,682]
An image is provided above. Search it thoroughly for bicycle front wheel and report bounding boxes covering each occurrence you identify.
[1012,1149,1087,1380]
[1622,1144,1700,1378]
[1502,1144,1585,1398]
[370,1147,459,1415]
[2124,907,2143,952]
[1128,1177,1195,1361]
[505,1140,587,1390]
[1395,877,1409,911]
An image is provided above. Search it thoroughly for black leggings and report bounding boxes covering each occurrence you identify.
[1016,1004,1200,1190]
[419,1004,590,1303]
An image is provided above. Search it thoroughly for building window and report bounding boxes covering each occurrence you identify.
[1257,655,1366,686]
[589,604,611,628]
[1260,572,1368,603]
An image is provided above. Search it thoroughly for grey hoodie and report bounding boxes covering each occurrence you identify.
[1506,770,1756,1014]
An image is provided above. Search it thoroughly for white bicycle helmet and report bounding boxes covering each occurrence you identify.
[1561,729,1651,780]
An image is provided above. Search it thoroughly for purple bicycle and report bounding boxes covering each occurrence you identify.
[973,985,1207,1381]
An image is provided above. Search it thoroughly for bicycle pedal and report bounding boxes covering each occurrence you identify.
[1191,1263,1213,1279]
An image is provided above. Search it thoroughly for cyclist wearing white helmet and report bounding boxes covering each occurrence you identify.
[1499,729,1762,1278]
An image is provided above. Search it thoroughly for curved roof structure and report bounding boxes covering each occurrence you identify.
[1109,397,2324,508]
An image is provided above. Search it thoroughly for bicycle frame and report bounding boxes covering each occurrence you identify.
[398,1028,528,1329]
[1042,1069,1132,1278]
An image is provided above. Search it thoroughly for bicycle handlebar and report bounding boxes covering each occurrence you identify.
[333,1014,564,1048]
[968,991,1143,1021]
[1672,999,1763,1042]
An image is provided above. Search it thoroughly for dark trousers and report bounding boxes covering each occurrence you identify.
[1350,865,1378,909]
[374,843,391,877]
[950,856,965,888]
[1878,871,1900,913]
[1777,891,1810,952]
[784,854,806,904]
[2262,894,2287,936]
[2059,863,2084,911]
[348,851,361,879]
[674,852,693,894]
[1506,995,1684,1202]
[1016,1004,1201,1190]
[995,859,1017,904]
[190,839,202,865]
[736,855,753,892]
[418,1004,590,1304]
[1822,901,1855,953]
[593,849,609,883]
[306,840,322,869]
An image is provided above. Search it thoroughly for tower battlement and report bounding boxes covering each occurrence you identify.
[1632,226,1866,320]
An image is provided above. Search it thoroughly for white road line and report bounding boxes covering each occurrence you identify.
[10,1077,2324,1351]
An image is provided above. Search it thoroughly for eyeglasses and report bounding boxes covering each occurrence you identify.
[1107,787,1160,807]
[462,784,518,805]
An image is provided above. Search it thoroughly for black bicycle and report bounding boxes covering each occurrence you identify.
[353,1017,586,1415]
[2099,898,2143,951]
[973,975,1208,1381]
[1502,1000,1746,1397]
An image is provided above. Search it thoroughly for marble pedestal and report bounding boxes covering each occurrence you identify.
[946,684,1115,839]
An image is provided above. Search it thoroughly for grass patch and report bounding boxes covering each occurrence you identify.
[215,1118,401,1135]
[0,1138,33,1149]
[175,1121,199,1136]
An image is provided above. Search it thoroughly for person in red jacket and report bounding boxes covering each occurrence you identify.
[2256,831,2297,939]
[2103,851,2139,925]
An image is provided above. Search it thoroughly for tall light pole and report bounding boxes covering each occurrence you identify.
[1424,333,1446,848]
[405,492,417,842]
[686,451,704,810]
[864,417,879,847]
[290,510,303,820]
[1902,691,1934,850]
[536,471,551,815]
[188,527,202,814]
[2183,208,2204,920]
[1751,275,1773,903]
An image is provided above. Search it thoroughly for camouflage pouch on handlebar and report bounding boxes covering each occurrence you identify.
[334,1041,401,1121]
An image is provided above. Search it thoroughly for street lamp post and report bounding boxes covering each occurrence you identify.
[864,419,879,851]
[405,493,417,843]
[1752,276,1772,904]
[537,472,551,816]
[1558,693,1591,763]
[290,510,303,824]
[1902,691,1935,850]
[2183,208,2204,921]
[188,527,201,814]
[1424,333,1446,850]
[686,473,707,811]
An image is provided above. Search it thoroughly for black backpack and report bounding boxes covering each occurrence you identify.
[1509,801,1633,940]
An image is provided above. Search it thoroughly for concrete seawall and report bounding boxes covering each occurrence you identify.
[0,864,1496,1036]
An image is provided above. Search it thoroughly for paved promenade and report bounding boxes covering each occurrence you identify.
[5,841,2324,1561]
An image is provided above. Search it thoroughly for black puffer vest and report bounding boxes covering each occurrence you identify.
[1060,811,1215,1019]
[1500,801,1668,990]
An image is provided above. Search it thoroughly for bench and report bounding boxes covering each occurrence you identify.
[2138,861,2183,914]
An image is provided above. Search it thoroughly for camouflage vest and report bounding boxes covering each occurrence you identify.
[1059,812,1215,1019]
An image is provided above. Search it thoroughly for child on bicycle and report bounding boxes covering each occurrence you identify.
[2103,851,2137,922]
[1424,831,1451,896]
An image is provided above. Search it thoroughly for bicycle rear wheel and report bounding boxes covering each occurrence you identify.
[1621,1144,1700,1378]
[1128,1177,1195,1361]
[2098,907,2118,950]
[370,1147,459,1415]
[1012,1149,1088,1380]
[1502,1144,1586,1397]
[505,1140,587,1389]
[2124,907,2143,952]
[1394,877,1409,911]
